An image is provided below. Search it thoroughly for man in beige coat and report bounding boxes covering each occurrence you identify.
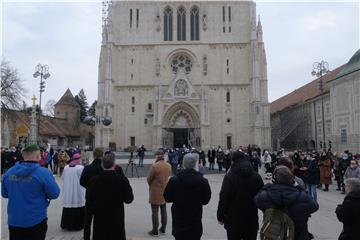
[147,149,171,236]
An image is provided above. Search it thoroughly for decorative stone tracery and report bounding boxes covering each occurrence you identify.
[174,79,188,96]
[170,55,193,74]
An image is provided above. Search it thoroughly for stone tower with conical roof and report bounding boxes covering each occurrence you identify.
[54,89,80,127]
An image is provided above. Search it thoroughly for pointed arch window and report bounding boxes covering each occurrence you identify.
[164,7,173,41]
[177,6,186,41]
[130,9,133,28]
[190,6,199,40]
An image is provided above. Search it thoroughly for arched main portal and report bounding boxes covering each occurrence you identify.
[162,102,201,149]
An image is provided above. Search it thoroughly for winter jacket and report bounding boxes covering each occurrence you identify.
[147,159,171,205]
[87,170,133,240]
[336,190,360,240]
[1,161,60,227]
[301,158,320,185]
[344,166,360,182]
[217,161,264,232]
[164,169,211,239]
[58,152,70,169]
[319,158,333,185]
[255,183,319,240]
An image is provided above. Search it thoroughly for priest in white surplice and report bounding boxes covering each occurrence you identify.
[60,153,85,230]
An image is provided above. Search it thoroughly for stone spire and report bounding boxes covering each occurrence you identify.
[96,0,114,149]
[257,15,263,43]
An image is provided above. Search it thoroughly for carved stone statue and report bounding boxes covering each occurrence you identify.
[174,79,188,96]
[202,13,208,31]
[155,15,161,32]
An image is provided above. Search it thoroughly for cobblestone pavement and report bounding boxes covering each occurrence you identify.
[1,167,344,240]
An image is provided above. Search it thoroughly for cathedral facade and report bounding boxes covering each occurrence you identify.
[96,0,270,150]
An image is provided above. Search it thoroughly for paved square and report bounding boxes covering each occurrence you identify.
[1,167,344,240]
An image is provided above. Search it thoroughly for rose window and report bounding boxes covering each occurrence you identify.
[170,55,192,74]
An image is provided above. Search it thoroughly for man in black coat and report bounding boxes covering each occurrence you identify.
[336,178,360,240]
[217,151,264,240]
[86,153,133,240]
[80,148,124,240]
[164,153,211,240]
[255,166,319,240]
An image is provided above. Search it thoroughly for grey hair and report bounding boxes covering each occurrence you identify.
[345,178,360,192]
[102,153,115,169]
[182,153,198,170]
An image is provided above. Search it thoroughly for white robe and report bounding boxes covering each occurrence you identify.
[61,165,85,208]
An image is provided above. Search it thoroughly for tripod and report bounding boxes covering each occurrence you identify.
[125,156,139,178]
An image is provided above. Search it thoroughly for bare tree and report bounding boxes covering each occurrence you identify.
[44,99,56,117]
[1,60,27,109]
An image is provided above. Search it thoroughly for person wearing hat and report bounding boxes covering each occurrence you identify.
[147,149,171,236]
[1,144,60,240]
[60,153,86,231]
[164,153,211,240]
[255,166,318,240]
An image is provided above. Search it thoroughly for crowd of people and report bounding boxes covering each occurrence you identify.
[1,143,360,240]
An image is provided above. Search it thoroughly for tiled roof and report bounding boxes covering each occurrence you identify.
[39,116,80,137]
[2,109,81,137]
[270,65,344,114]
[55,89,79,107]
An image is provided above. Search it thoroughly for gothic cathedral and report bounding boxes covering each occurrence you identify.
[96,0,271,150]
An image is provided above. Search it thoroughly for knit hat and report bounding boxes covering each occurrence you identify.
[72,153,81,160]
[232,151,246,163]
[182,153,198,170]
[22,144,40,152]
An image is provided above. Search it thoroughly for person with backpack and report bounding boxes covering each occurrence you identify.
[217,151,264,240]
[255,166,318,240]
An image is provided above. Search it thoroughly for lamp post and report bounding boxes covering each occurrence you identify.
[33,64,51,143]
[83,115,112,149]
[311,60,329,152]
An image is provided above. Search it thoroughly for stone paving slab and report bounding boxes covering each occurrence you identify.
[1,169,344,240]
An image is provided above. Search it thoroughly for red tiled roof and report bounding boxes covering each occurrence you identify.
[270,65,344,114]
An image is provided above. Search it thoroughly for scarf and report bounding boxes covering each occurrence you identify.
[69,159,81,167]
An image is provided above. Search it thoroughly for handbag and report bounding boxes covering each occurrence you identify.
[325,171,333,178]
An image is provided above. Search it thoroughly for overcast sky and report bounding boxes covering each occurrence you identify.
[2,0,359,108]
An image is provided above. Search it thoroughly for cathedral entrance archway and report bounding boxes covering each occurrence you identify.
[162,102,200,149]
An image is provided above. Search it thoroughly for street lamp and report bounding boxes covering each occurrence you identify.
[33,64,51,143]
[83,115,112,149]
[311,60,329,152]
[83,115,112,126]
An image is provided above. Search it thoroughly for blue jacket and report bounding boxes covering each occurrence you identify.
[2,161,60,227]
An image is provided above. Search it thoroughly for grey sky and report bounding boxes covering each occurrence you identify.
[2,0,359,108]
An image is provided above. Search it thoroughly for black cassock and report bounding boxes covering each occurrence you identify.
[87,170,134,240]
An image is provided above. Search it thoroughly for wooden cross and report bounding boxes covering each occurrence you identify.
[31,95,37,106]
